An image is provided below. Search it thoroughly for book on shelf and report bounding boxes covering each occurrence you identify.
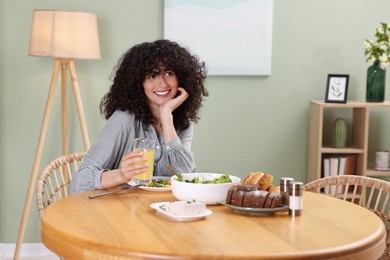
[323,157,339,194]
[338,154,357,176]
[322,154,357,194]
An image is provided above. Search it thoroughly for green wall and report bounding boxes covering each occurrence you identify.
[1,0,390,243]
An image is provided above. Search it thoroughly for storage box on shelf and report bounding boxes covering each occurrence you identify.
[307,100,390,183]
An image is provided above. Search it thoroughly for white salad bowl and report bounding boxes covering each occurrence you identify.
[171,173,241,205]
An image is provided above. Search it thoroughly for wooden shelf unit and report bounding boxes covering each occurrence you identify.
[307,100,390,182]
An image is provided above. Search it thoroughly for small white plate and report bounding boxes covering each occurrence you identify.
[139,186,172,192]
[128,176,172,192]
[150,202,213,221]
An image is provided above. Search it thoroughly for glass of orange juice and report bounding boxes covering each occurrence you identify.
[133,138,155,185]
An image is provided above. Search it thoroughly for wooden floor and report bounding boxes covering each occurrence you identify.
[1,243,57,259]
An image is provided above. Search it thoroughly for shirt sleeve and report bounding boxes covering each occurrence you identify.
[71,114,197,193]
[70,111,135,194]
[156,122,196,176]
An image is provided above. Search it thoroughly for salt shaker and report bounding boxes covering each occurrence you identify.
[280,177,294,205]
[289,181,303,217]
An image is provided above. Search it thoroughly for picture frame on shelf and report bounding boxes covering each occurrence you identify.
[325,74,349,103]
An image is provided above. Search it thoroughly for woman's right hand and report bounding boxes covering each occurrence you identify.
[118,150,149,182]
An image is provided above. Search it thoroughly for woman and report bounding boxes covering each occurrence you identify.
[71,39,208,194]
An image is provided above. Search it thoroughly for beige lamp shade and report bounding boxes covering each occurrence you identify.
[29,10,101,59]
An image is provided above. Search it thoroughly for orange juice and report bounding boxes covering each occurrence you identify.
[134,149,155,181]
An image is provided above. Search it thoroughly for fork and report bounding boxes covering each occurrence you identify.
[165,165,181,179]
[88,183,144,199]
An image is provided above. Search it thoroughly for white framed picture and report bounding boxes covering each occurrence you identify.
[325,74,349,103]
[164,0,273,76]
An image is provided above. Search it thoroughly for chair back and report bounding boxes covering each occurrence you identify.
[36,152,86,216]
[304,175,390,259]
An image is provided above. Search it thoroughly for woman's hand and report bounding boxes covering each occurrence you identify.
[158,87,188,144]
[118,150,149,182]
[160,87,188,115]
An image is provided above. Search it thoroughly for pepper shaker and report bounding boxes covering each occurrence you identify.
[280,177,294,205]
[289,181,303,217]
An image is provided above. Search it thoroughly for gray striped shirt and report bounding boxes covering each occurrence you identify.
[70,110,195,194]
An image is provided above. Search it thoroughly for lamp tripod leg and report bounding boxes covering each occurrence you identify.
[61,63,68,155]
[13,60,61,260]
[68,60,90,150]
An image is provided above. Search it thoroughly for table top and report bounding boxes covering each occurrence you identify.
[40,188,386,260]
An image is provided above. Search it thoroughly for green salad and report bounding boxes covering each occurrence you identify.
[176,173,232,184]
[146,178,171,187]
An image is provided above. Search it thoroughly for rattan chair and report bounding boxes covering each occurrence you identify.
[36,152,86,216]
[304,175,390,259]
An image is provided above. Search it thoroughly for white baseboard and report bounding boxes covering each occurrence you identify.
[0,243,57,258]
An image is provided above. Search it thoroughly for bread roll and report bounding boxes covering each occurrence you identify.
[266,184,277,192]
[242,173,254,184]
[243,172,264,185]
[243,172,273,191]
[251,172,265,186]
[225,184,282,209]
[257,173,273,190]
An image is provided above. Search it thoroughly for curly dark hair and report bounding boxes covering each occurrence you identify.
[100,39,208,130]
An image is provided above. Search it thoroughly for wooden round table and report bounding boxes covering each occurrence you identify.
[40,189,386,259]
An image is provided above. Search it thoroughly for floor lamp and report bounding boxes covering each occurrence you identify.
[14,10,101,259]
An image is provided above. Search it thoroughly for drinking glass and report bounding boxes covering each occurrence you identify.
[133,138,155,184]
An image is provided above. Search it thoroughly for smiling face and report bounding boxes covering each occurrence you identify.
[143,67,179,109]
